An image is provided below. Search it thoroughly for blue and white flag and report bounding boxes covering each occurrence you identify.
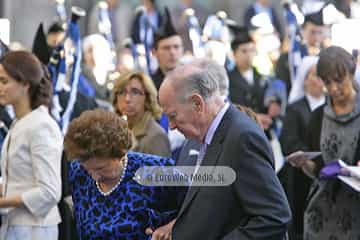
[203,15,223,41]
[55,0,67,22]
[48,46,66,124]
[185,8,203,57]
[97,2,115,50]
[61,20,82,134]
[284,3,308,85]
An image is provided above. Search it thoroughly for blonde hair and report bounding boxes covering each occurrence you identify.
[112,71,162,120]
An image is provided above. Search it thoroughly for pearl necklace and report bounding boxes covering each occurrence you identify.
[96,154,128,197]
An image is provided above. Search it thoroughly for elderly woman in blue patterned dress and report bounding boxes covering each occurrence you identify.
[64,108,179,240]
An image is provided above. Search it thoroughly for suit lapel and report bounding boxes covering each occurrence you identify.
[176,106,235,219]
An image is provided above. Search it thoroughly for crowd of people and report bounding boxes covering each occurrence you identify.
[0,0,360,239]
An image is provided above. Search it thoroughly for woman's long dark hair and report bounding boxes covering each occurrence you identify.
[1,51,52,109]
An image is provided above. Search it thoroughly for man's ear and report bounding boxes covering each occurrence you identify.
[190,94,203,112]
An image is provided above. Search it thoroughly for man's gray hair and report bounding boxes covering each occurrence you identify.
[167,58,229,101]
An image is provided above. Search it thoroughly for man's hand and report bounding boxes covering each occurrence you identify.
[145,219,176,240]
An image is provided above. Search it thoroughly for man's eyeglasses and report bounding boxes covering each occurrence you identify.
[117,88,145,98]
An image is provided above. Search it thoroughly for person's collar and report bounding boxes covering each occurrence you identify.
[203,101,230,145]
[242,68,254,86]
[132,111,153,138]
[237,65,252,74]
[160,66,174,75]
[305,94,325,111]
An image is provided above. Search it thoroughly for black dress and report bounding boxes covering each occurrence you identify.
[279,97,316,240]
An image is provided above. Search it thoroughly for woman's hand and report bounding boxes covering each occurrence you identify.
[286,151,318,178]
[146,219,176,240]
[286,151,310,168]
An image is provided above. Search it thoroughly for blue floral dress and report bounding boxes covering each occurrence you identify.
[69,151,179,240]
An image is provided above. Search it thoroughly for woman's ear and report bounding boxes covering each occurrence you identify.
[22,82,30,95]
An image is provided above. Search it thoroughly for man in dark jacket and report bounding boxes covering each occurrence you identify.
[150,58,291,240]
[228,26,267,114]
[151,7,184,90]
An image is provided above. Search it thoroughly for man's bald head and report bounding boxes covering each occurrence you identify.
[161,58,228,102]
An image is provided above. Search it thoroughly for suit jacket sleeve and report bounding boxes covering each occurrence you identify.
[224,130,291,240]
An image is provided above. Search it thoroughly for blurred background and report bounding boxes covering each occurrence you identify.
[0,0,305,48]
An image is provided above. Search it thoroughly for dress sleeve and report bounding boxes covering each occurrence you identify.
[306,106,325,177]
[68,161,80,187]
[142,155,180,228]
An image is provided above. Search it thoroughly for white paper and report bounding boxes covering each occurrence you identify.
[343,166,360,179]
[338,175,360,192]
[336,161,360,192]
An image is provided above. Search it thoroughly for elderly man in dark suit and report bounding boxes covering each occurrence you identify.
[149,58,291,240]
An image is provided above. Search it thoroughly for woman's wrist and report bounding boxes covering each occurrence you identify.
[301,160,317,179]
[0,195,23,208]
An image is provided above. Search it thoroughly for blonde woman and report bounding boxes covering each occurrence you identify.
[112,71,171,157]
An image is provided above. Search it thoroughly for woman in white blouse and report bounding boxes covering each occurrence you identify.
[0,51,62,240]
